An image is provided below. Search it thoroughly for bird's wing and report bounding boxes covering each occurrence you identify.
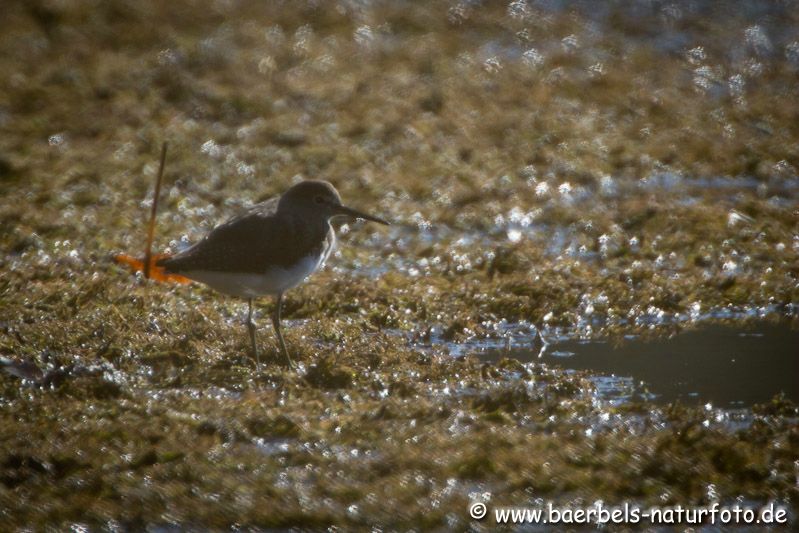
[158,199,309,274]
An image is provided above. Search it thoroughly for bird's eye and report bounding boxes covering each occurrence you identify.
[314,196,325,204]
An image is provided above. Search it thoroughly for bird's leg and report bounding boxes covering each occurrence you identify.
[272,292,293,368]
[246,298,260,368]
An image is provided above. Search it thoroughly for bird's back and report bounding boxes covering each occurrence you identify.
[158,197,331,276]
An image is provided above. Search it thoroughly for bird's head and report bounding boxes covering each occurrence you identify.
[279,180,389,225]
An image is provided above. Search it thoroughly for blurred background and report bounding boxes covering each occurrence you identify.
[0,0,797,529]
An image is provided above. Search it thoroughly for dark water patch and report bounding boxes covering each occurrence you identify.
[479,322,798,407]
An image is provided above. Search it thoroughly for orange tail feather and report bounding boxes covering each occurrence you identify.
[114,253,191,284]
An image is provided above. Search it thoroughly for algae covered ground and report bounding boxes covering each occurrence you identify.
[1,0,798,529]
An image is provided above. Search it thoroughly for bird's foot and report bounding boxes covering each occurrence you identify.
[280,354,296,370]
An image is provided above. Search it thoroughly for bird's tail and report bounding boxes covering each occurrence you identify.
[114,253,191,284]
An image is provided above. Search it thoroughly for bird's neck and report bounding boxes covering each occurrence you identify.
[281,208,331,240]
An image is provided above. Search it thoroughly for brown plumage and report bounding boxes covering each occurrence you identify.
[157,196,331,274]
[117,180,388,368]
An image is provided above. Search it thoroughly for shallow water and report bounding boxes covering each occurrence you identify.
[479,322,798,407]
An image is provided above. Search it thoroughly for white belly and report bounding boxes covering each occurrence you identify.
[184,249,331,298]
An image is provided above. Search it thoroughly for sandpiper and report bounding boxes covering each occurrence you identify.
[119,180,388,367]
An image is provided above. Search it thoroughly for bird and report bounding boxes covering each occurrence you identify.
[117,180,389,368]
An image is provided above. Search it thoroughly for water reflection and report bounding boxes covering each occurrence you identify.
[482,322,798,407]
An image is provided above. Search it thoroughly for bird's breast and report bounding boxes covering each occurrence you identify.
[263,254,321,292]
[258,227,334,295]
[181,251,328,299]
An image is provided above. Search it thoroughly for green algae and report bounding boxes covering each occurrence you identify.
[1,0,798,529]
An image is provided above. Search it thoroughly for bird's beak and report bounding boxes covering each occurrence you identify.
[334,204,390,225]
